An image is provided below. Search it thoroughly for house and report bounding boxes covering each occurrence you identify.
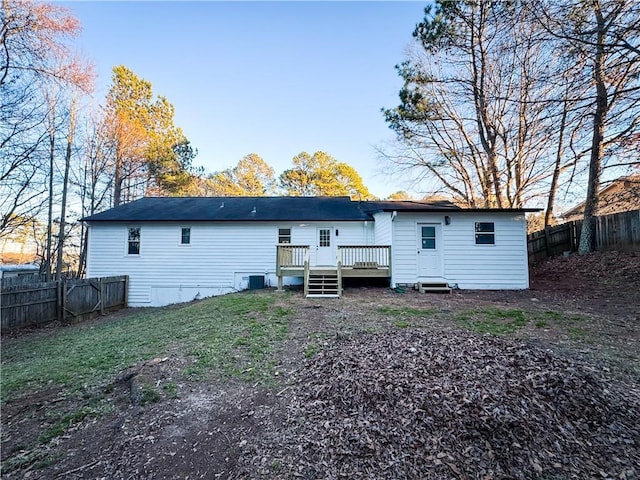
[0,264,39,279]
[561,175,640,222]
[82,196,538,307]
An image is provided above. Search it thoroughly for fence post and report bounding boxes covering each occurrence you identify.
[569,222,574,251]
[100,278,105,315]
[544,227,550,257]
[123,275,129,307]
[56,279,63,321]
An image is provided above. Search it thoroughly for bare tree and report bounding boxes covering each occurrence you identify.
[383,2,566,208]
[531,0,640,253]
[1,0,92,241]
[53,95,77,279]
[72,110,115,276]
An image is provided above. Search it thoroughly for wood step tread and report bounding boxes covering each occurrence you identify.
[418,282,451,294]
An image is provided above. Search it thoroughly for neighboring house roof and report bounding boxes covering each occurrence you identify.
[0,264,39,273]
[82,196,538,223]
[561,175,640,221]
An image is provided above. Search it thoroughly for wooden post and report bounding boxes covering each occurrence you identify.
[99,278,105,315]
[568,222,574,252]
[387,246,392,288]
[60,279,66,322]
[276,246,282,291]
[56,279,63,321]
[543,227,550,257]
[123,275,129,307]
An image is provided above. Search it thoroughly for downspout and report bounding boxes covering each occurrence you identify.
[390,211,397,288]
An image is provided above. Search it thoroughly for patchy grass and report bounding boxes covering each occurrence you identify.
[304,343,322,358]
[185,297,290,382]
[456,308,529,335]
[376,306,437,317]
[568,326,593,342]
[162,382,179,399]
[1,291,291,402]
[139,383,162,406]
[1,291,292,465]
[1,449,63,474]
[541,310,585,323]
[454,308,591,338]
[38,406,101,445]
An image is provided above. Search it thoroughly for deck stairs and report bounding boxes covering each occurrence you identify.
[417,282,451,294]
[306,268,341,298]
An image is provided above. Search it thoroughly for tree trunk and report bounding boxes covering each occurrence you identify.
[45,114,55,281]
[578,2,607,255]
[545,94,569,228]
[113,151,123,207]
[55,97,76,280]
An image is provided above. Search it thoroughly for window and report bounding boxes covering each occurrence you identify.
[181,227,191,245]
[127,227,141,254]
[278,228,291,244]
[319,228,331,247]
[475,222,495,245]
[421,226,436,249]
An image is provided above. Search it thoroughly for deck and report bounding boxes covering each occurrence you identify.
[276,245,391,296]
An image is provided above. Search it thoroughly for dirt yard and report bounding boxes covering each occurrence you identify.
[1,250,639,479]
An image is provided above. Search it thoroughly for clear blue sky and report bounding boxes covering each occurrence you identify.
[61,1,429,199]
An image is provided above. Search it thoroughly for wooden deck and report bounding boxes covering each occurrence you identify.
[276,245,391,296]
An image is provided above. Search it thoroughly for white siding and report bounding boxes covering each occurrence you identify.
[87,220,369,307]
[290,222,368,266]
[391,212,529,289]
[87,222,279,306]
[373,212,392,245]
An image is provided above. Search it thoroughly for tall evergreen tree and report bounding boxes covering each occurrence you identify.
[105,65,198,205]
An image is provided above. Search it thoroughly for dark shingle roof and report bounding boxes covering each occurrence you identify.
[82,196,539,223]
[362,200,539,213]
[82,196,372,222]
[362,200,461,212]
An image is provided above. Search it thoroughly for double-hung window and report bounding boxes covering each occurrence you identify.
[475,222,495,245]
[278,228,291,244]
[181,227,191,245]
[421,226,436,249]
[127,227,141,255]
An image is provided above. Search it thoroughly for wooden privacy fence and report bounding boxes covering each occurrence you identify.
[528,209,640,263]
[1,275,128,330]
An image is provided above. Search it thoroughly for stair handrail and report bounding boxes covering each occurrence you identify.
[303,248,310,297]
[337,257,343,298]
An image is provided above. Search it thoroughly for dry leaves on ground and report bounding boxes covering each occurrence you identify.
[242,329,640,479]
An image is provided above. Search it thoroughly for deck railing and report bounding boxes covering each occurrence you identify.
[276,244,310,273]
[338,245,391,269]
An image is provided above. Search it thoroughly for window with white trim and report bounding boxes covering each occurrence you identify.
[181,227,191,245]
[475,222,495,245]
[127,227,141,254]
[278,228,291,244]
[421,226,436,249]
[319,228,331,247]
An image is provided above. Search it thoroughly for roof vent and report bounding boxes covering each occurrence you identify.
[219,202,224,208]
[251,206,257,214]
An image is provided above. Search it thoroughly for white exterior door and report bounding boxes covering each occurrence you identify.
[316,227,335,265]
[417,223,443,277]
